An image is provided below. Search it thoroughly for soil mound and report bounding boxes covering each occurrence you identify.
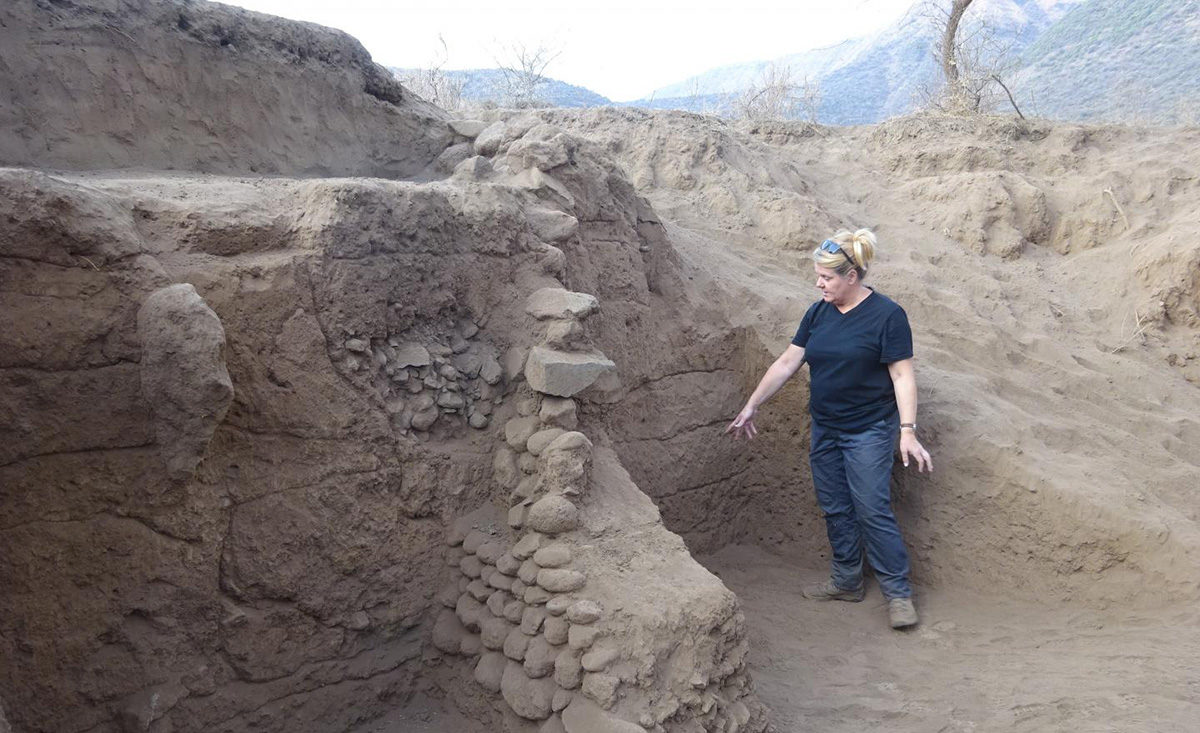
[0,0,450,176]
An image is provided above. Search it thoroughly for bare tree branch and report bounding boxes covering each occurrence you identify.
[991,74,1024,119]
[495,43,560,108]
[398,34,464,112]
[734,63,821,122]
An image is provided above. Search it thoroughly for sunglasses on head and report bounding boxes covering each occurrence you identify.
[819,239,854,266]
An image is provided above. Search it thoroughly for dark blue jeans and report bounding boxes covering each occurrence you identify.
[809,413,912,599]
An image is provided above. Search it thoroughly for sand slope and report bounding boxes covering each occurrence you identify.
[525,108,1200,607]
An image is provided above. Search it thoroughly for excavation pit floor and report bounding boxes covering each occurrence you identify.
[704,544,1200,733]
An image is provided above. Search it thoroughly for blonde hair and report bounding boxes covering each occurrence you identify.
[812,228,877,279]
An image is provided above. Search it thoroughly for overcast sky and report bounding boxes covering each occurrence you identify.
[224,0,916,101]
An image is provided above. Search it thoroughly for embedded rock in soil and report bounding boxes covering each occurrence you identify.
[543,616,569,645]
[527,495,580,534]
[554,649,584,690]
[481,618,515,650]
[525,347,617,398]
[523,636,560,679]
[565,600,602,625]
[527,428,567,456]
[538,568,586,593]
[136,284,233,480]
[506,415,542,451]
[513,532,543,560]
[449,119,489,138]
[393,343,432,367]
[539,432,593,496]
[501,661,558,720]
[562,697,642,733]
[539,397,578,430]
[533,544,572,568]
[527,208,580,243]
[432,610,469,654]
[525,288,600,321]
[475,652,508,693]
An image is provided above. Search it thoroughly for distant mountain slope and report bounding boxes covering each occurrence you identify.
[636,0,1085,124]
[1013,0,1200,123]
[392,0,1198,125]
[391,67,612,108]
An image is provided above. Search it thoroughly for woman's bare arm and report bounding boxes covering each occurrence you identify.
[726,344,806,440]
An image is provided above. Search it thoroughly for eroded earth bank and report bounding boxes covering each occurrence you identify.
[2,2,1200,732]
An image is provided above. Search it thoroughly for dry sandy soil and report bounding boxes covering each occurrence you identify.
[706,545,1200,733]
[2,2,1199,733]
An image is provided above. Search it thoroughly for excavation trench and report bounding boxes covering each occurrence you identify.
[4,3,1200,732]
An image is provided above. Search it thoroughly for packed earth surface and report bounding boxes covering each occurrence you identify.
[1,2,1199,732]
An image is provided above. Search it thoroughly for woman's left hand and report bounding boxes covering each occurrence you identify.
[899,432,932,473]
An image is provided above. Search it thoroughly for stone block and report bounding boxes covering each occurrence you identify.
[506,415,541,451]
[474,651,507,693]
[463,529,488,554]
[581,646,618,673]
[533,544,572,568]
[525,347,616,398]
[137,284,233,480]
[480,617,513,650]
[554,648,583,689]
[566,600,602,625]
[539,432,593,497]
[524,586,552,605]
[527,428,567,457]
[508,502,529,529]
[456,594,485,632]
[487,591,511,617]
[567,624,599,650]
[460,556,483,579]
[562,697,642,733]
[394,342,431,368]
[543,616,569,645]
[504,600,527,623]
[523,636,560,679]
[477,541,507,565]
[537,568,586,593]
[526,495,579,534]
[525,288,599,321]
[519,558,541,585]
[539,397,578,430]
[520,606,548,635]
[501,661,557,721]
[496,552,522,575]
[432,610,469,654]
[581,673,620,709]
[504,628,532,661]
[467,579,491,601]
[450,119,489,138]
[512,532,542,560]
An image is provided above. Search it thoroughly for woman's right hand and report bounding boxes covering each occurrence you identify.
[725,405,758,440]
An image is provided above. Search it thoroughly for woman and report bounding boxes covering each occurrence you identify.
[726,229,931,630]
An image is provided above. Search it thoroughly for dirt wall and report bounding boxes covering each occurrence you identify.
[0,0,451,177]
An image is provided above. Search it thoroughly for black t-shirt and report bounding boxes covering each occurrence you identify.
[791,290,913,431]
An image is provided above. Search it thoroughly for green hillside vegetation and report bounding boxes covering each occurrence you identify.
[1013,0,1200,123]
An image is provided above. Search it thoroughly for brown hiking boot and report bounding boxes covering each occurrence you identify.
[802,579,865,602]
[888,597,918,629]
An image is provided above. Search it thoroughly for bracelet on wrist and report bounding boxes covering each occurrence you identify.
[900,423,917,432]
